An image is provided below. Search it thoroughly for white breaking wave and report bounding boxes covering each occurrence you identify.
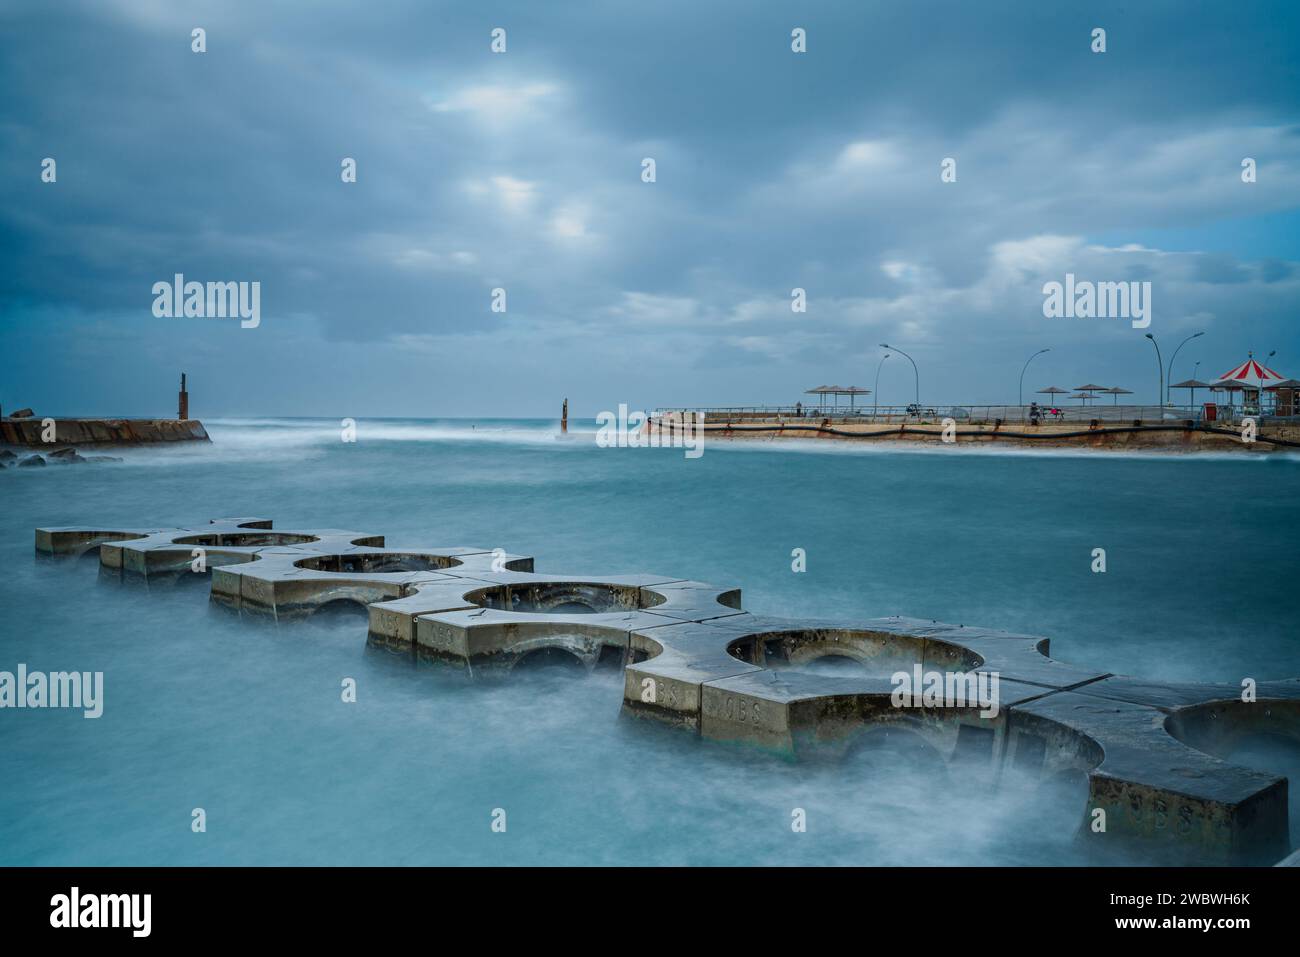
[98,417,575,467]
[206,417,561,449]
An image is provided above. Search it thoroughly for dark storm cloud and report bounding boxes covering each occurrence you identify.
[1,0,1298,415]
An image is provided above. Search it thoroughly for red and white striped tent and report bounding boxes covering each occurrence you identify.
[1212,355,1284,391]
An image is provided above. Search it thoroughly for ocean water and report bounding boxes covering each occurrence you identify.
[1,417,1297,865]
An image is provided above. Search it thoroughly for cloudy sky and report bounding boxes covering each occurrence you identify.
[2,0,1298,417]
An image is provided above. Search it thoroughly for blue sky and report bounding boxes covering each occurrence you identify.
[2,0,1298,417]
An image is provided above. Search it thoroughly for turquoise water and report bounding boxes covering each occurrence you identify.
[1,418,1298,865]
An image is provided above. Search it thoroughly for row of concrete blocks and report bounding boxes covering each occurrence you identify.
[35,517,1300,865]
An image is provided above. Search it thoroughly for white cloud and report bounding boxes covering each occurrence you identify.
[463,175,537,213]
[549,205,591,240]
[392,248,478,270]
[606,292,701,327]
[427,82,559,120]
[835,139,901,171]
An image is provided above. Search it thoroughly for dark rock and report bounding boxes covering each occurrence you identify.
[0,449,16,462]
[18,454,46,467]
[85,455,124,463]
[9,408,34,419]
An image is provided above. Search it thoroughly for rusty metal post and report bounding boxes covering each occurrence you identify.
[561,398,568,434]
[178,373,189,421]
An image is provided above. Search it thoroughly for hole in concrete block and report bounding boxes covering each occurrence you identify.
[730,629,977,674]
[293,552,463,574]
[464,582,663,614]
[843,727,948,775]
[511,647,587,675]
[954,724,996,762]
[311,598,370,621]
[594,645,626,672]
[797,654,865,676]
[1013,732,1047,772]
[174,532,319,547]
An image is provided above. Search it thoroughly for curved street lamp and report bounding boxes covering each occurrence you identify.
[1144,333,1164,411]
[1019,348,1050,410]
[880,343,919,407]
[1166,331,1204,403]
[873,352,890,417]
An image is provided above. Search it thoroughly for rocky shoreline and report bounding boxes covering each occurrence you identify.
[0,447,123,470]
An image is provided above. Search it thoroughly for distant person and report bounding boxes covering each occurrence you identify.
[795,401,802,417]
[1029,401,1040,425]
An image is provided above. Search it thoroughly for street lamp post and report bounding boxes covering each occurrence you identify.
[1144,333,1164,414]
[880,343,919,409]
[873,353,890,418]
[1166,331,1204,404]
[1019,348,1050,419]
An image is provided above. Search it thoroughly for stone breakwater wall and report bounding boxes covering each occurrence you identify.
[1,417,209,447]
[34,516,1300,865]
[648,416,1300,452]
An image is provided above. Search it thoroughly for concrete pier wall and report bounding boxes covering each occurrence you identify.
[1,417,209,447]
[648,416,1300,452]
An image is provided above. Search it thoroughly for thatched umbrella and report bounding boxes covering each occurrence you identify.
[1074,384,1108,406]
[1102,386,1134,405]
[1169,379,1212,406]
[1036,386,1068,414]
[804,385,835,411]
[840,386,871,409]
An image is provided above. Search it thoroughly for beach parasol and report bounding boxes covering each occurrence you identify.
[1036,386,1068,411]
[1102,386,1133,405]
[1169,379,1211,406]
[840,386,871,409]
[1073,384,1107,405]
[804,385,835,410]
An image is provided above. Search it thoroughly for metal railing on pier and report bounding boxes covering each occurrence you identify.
[652,404,1295,426]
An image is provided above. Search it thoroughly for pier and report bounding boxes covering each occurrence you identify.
[35,517,1300,864]
[1,416,208,448]
[649,406,1300,451]
[1,373,209,448]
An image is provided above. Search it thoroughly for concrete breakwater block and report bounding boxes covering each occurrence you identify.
[411,573,741,671]
[2,417,209,447]
[33,517,1300,864]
